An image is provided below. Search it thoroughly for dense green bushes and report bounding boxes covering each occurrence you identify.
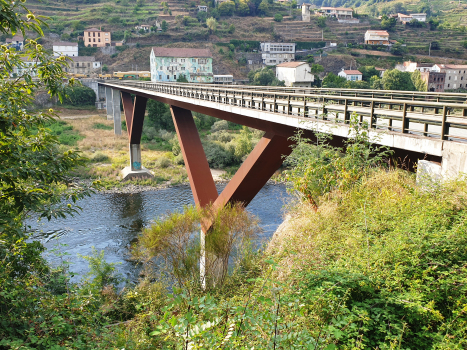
[61,85,96,106]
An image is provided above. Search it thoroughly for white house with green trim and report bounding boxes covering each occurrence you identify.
[150,47,213,83]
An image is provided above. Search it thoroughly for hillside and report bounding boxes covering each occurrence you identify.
[17,0,467,77]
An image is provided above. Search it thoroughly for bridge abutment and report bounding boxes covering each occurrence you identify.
[105,87,113,120]
[112,89,122,135]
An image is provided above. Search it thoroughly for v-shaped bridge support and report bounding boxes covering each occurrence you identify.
[170,106,294,231]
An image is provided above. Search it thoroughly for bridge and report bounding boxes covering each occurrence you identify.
[99,80,467,211]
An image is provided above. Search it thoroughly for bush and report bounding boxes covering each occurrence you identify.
[203,141,235,168]
[210,120,229,133]
[156,156,172,168]
[90,152,110,162]
[274,13,283,22]
[62,85,96,106]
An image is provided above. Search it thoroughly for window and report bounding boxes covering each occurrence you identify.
[88,32,90,36]
[181,59,185,63]
[448,84,450,87]
[98,39,100,42]
[93,38,95,42]
[98,33,100,37]
[199,59,206,64]
[181,67,185,70]
[87,63,90,67]
[159,66,162,70]
[192,59,196,63]
[449,76,451,80]
[174,75,176,80]
[167,75,169,79]
[159,75,162,80]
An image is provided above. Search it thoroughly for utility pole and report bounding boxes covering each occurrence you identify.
[429,42,431,56]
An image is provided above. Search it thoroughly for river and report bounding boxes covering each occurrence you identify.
[28,183,291,281]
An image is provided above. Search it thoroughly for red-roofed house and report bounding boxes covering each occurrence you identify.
[338,69,363,81]
[364,30,390,45]
[150,47,213,83]
[276,61,314,87]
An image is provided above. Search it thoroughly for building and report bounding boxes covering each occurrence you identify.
[276,62,314,87]
[13,57,37,77]
[364,30,390,45]
[135,24,151,32]
[213,75,234,84]
[338,69,362,81]
[432,64,467,90]
[6,34,24,51]
[301,3,312,21]
[320,7,357,22]
[66,56,101,75]
[198,5,208,12]
[260,42,296,65]
[84,28,111,47]
[375,67,386,77]
[397,13,427,23]
[53,41,78,57]
[150,47,213,83]
[420,71,446,92]
[411,13,427,22]
[395,61,433,72]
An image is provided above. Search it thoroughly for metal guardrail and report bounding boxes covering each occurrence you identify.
[103,81,467,142]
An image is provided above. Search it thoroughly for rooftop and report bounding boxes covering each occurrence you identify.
[53,41,78,46]
[276,61,308,68]
[342,70,362,75]
[70,56,96,62]
[6,34,24,42]
[366,30,390,36]
[85,28,107,32]
[152,47,212,58]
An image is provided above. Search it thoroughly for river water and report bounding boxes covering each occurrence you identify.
[28,183,291,281]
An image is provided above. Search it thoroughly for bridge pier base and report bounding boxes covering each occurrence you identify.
[122,143,153,181]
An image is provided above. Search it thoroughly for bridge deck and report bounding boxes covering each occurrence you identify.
[106,81,467,143]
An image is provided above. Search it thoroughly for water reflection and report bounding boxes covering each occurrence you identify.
[28,183,290,281]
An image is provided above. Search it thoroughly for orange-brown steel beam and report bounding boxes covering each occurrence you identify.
[213,132,294,209]
[170,105,218,208]
[121,92,148,144]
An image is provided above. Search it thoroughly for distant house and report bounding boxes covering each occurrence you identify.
[397,13,427,23]
[375,67,386,77]
[53,41,78,57]
[320,7,357,22]
[395,61,433,72]
[338,69,362,81]
[13,57,37,77]
[135,24,151,32]
[420,71,446,92]
[301,3,313,22]
[432,64,467,90]
[364,30,390,45]
[150,47,213,83]
[6,34,24,51]
[66,56,101,75]
[276,61,314,87]
[260,42,296,65]
[198,5,208,12]
[84,28,111,47]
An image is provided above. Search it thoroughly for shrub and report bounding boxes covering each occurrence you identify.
[203,141,235,168]
[210,120,229,132]
[274,13,283,22]
[90,152,110,163]
[61,85,96,106]
[156,156,172,168]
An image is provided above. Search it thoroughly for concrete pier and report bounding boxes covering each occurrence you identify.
[111,89,122,135]
[105,87,113,120]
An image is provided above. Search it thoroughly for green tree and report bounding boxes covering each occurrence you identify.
[390,42,408,55]
[62,85,96,106]
[161,20,168,32]
[381,69,416,91]
[310,63,324,76]
[317,16,327,28]
[322,72,347,88]
[206,17,217,33]
[258,0,269,15]
[218,0,235,16]
[411,69,427,92]
[236,0,250,16]
[359,66,379,82]
[146,100,175,131]
[306,54,314,64]
[248,68,285,86]
[274,13,283,22]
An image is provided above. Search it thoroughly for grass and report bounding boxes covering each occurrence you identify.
[92,123,113,130]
